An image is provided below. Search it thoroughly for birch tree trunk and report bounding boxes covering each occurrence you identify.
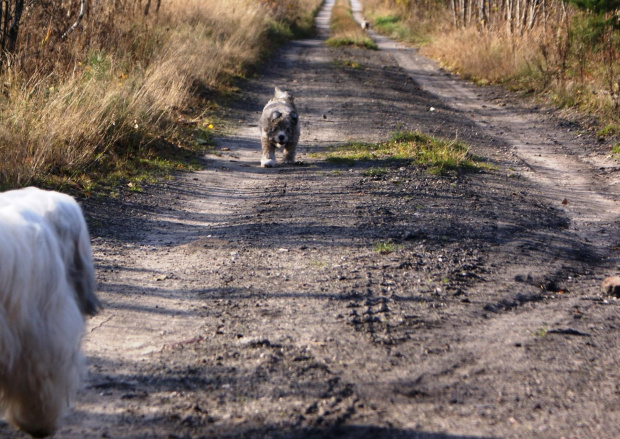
[479,0,488,28]
[506,0,513,33]
[451,0,458,27]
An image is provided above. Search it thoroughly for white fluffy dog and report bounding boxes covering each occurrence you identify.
[0,187,100,437]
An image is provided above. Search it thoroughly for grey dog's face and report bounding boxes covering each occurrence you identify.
[267,110,298,147]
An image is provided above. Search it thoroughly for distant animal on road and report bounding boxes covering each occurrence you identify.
[361,18,370,31]
[0,187,100,438]
[259,86,300,167]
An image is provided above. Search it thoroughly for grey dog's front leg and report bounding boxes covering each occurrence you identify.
[260,137,276,167]
[282,144,296,163]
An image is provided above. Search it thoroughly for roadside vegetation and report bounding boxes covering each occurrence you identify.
[362,0,620,141]
[0,0,321,193]
[319,130,489,175]
[374,240,398,254]
[328,0,378,49]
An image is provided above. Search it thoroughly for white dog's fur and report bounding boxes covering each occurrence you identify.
[0,187,100,437]
[0,187,99,316]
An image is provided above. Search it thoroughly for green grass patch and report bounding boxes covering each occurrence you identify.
[374,241,397,254]
[372,14,430,45]
[533,326,548,337]
[598,124,620,137]
[322,131,490,175]
[363,167,389,177]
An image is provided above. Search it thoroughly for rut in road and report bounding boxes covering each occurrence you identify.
[2,0,618,438]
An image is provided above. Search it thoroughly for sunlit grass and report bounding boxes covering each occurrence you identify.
[362,167,389,177]
[327,0,377,49]
[321,131,490,175]
[372,14,429,45]
[374,241,398,254]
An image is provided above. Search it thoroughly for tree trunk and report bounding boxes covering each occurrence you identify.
[450,0,458,27]
[506,0,512,33]
[0,0,8,52]
[526,0,539,31]
[5,0,24,55]
[479,0,488,28]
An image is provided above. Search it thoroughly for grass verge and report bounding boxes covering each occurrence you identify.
[319,131,490,175]
[327,0,378,49]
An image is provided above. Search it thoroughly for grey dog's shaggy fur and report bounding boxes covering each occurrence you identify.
[259,87,300,167]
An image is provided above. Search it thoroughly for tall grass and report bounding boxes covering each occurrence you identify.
[420,27,544,85]
[421,14,620,127]
[0,0,321,191]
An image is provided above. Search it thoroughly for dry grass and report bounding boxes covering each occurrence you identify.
[361,0,620,135]
[421,22,620,127]
[363,0,448,45]
[327,0,378,49]
[420,28,543,85]
[0,0,321,191]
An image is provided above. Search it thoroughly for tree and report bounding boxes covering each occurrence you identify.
[2,0,25,57]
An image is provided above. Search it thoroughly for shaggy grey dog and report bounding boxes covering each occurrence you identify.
[259,87,300,167]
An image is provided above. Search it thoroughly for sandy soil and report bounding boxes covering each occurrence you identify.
[3,0,620,437]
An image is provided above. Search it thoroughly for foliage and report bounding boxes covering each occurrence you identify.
[564,0,620,18]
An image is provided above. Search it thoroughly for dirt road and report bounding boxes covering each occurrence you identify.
[4,0,620,437]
